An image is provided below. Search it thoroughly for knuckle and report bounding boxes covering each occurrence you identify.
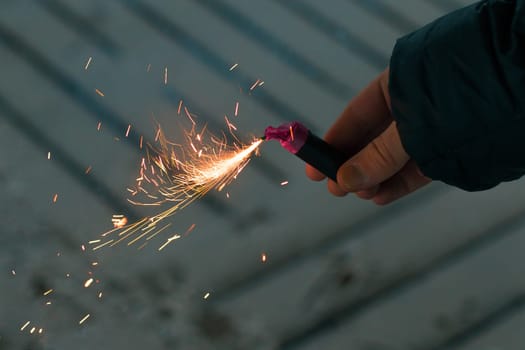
[369,136,399,170]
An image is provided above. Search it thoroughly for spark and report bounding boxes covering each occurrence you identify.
[11,269,15,276]
[88,239,101,244]
[85,165,92,174]
[95,88,104,97]
[79,314,90,325]
[140,135,144,149]
[84,56,92,70]
[224,116,237,132]
[20,321,30,331]
[81,244,86,251]
[164,67,168,85]
[289,126,294,141]
[158,233,181,251]
[125,124,132,138]
[47,151,51,160]
[97,122,102,131]
[52,193,58,203]
[43,289,53,296]
[203,292,210,299]
[84,278,94,288]
[112,215,127,228]
[229,63,239,71]
[93,239,114,251]
[261,253,267,262]
[30,327,36,334]
[234,102,239,117]
[280,180,289,186]
[92,262,99,266]
[95,119,262,248]
[38,328,43,334]
[250,79,260,91]
[98,292,103,299]
[46,301,52,305]
[177,100,183,115]
[184,107,196,125]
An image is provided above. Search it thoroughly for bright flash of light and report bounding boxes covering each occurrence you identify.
[97,117,262,249]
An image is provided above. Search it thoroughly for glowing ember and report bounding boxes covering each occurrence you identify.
[79,314,90,325]
[95,115,262,249]
[164,67,168,85]
[84,56,92,70]
[43,289,53,296]
[52,193,58,203]
[158,233,181,251]
[20,321,30,331]
[84,278,94,288]
[11,269,15,276]
[261,253,267,262]
[85,165,92,174]
[234,102,239,117]
[125,124,132,138]
[203,292,210,299]
[112,215,128,228]
[98,292,103,299]
[30,327,36,334]
[95,88,104,97]
[250,79,260,91]
[47,151,51,160]
[97,121,102,131]
[229,63,239,71]
[280,180,289,186]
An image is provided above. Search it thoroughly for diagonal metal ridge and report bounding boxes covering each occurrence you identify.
[350,0,420,34]
[424,0,466,13]
[0,22,235,218]
[38,0,122,57]
[121,0,316,131]
[273,0,388,70]
[211,185,444,303]
[0,92,139,221]
[431,293,525,350]
[279,202,525,349]
[0,22,140,146]
[193,0,353,99]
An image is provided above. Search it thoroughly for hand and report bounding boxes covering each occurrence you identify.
[306,69,432,205]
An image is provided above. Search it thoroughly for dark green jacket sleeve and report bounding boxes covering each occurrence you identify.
[389,0,525,191]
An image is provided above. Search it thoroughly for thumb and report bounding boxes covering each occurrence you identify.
[337,122,409,192]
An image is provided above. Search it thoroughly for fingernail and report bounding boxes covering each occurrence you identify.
[340,164,367,191]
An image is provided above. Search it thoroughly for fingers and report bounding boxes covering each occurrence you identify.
[337,121,409,192]
[306,68,392,181]
[325,68,392,152]
[371,161,432,205]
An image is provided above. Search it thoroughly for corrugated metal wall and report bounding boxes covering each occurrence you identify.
[1,1,525,349]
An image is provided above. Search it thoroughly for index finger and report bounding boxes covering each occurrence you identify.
[306,68,393,181]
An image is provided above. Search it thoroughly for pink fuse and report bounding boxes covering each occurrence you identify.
[264,121,347,182]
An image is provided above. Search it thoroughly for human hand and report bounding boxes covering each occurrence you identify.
[306,69,431,205]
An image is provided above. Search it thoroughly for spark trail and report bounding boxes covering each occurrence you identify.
[96,119,262,250]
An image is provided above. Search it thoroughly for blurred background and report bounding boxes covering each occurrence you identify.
[1,0,525,349]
